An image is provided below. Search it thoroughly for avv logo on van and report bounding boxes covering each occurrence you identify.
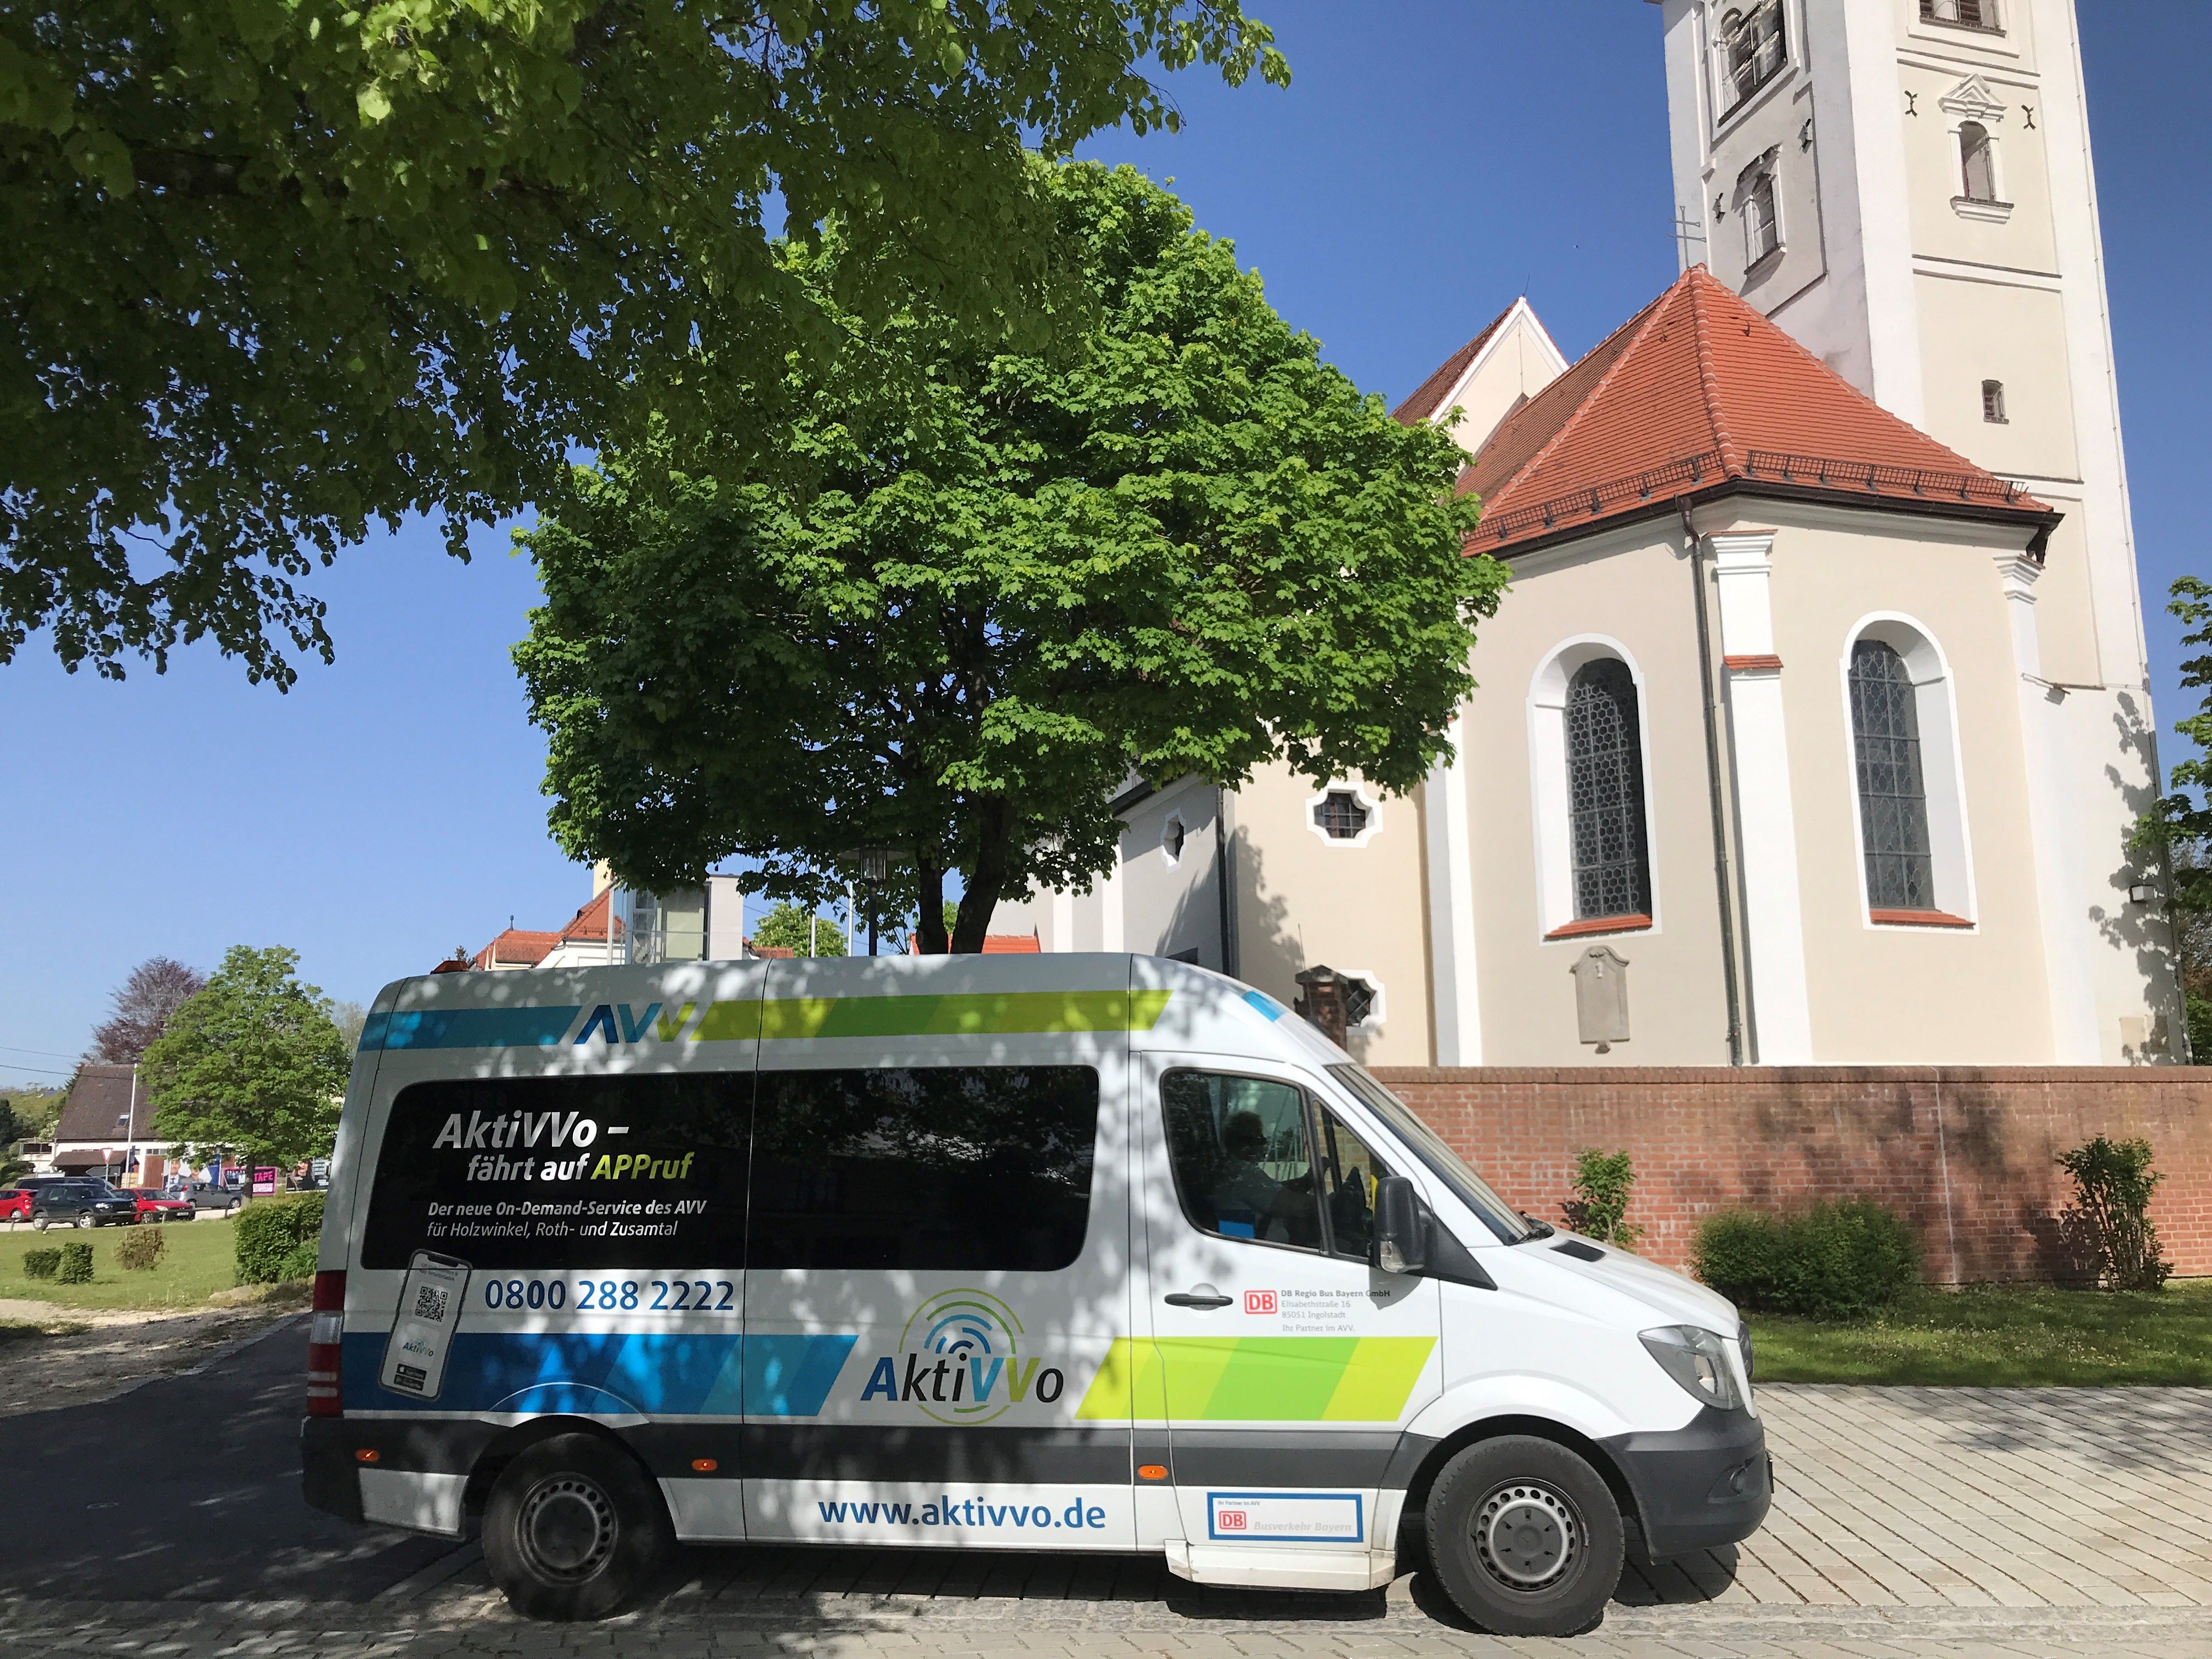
[859,1289,1065,1425]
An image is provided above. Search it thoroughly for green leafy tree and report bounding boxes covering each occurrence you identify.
[517,160,1500,952]
[141,946,349,1171]
[1562,1148,1644,1251]
[751,900,848,957]
[2135,575,2212,1056]
[4,2,1288,685]
[0,1098,31,1183]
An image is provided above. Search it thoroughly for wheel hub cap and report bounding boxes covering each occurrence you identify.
[1475,1482,1578,1589]
[518,1476,617,1581]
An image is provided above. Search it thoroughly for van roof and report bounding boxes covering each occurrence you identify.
[361,952,1346,1070]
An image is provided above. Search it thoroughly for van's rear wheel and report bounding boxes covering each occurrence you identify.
[483,1434,672,1620]
[1425,1436,1623,1637]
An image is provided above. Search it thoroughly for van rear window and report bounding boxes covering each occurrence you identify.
[360,1074,752,1271]
[748,1065,1099,1272]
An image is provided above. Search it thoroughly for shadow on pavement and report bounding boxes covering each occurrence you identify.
[0,1317,452,1602]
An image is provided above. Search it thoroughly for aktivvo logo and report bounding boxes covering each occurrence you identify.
[573,1002,697,1045]
[859,1289,1065,1425]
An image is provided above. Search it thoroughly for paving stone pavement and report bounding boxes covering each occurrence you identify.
[4,1384,2208,1659]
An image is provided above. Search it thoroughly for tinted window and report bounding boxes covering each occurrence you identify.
[748,1066,1098,1272]
[1161,1071,1323,1251]
[360,1074,752,1271]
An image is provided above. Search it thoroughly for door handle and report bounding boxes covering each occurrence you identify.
[1164,1289,1235,1310]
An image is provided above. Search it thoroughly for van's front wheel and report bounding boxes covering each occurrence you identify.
[483,1434,673,1620]
[1425,1436,1623,1637]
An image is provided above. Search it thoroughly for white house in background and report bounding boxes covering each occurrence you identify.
[1022,0,2182,1066]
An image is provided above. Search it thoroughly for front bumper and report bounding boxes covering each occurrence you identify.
[1600,1405,1771,1560]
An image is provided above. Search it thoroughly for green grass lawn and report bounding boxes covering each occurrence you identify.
[0,1219,243,1311]
[1750,1279,2212,1387]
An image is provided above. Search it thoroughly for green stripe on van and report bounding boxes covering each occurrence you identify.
[1074,1336,1434,1422]
[693,990,1171,1042]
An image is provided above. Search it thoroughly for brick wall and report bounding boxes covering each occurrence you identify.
[1370,1066,2212,1283]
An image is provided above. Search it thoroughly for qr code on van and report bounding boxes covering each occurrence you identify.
[412,1284,449,1324]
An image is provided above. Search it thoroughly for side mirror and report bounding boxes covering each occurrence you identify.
[1372,1176,1428,1275]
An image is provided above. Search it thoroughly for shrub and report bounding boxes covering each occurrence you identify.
[1562,1148,1644,1250]
[2056,1136,2171,1291]
[116,1226,167,1272]
[235,1192,326,1284]
[22,1248,59,1280]
[1692,1200,1921,1319]
[57,1241,93,1284]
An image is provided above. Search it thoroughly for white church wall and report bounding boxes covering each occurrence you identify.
[1747,501,2057,1061]
[1227,759,1434,1068]
[1912,276,2079,478]
[1457,524,1737,1066]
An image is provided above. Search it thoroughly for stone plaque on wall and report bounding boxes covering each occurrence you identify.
[1571,946,1630,1046]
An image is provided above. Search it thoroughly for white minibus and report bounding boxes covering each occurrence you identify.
[303,954,1768,1634]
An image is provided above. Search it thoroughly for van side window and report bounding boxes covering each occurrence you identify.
[1315,1107,1393,1263]
[359,1074,753,1271]
[748,1065,1098,1272]
[1161,1071,1323,1251]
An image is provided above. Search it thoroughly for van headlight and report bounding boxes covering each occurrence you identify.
[1640,1325,1743,1412]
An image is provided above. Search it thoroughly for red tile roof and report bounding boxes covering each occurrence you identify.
[1460,266,2051,554]
[559,889,625,945]
[1391,303,1518,426]
[903,933,1043,956]
[471,929,560,970]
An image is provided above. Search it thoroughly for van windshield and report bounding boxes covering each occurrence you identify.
[1326,1064,1535,1244]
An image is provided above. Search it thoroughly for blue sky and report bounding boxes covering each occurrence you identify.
[3,1,2204,1085]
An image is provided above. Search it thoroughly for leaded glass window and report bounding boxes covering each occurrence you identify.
[1314,790,1369,840]
[1849,641,1936,909]
[1565,659,1652,919]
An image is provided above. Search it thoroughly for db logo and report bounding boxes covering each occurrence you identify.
[1217,1509,1248,1531]
[1244,1290,1277,1315]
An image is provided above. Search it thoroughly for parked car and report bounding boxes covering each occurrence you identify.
[0,1188,30,1223]
[30,1178,140,1229]
[125,1187,195,1222]
[183,1181,244,1215]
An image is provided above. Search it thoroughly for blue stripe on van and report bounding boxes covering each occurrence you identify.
[340,1330,855,1417]
[1241,990,1286,1022]
[360,1007,582,1051]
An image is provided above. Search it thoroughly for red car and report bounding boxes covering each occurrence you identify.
[0,1188,29,1223]
[125,1188,196,1222]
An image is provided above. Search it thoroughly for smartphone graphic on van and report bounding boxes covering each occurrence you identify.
[379,1250,470,1402]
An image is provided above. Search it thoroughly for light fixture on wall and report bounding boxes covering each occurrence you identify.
[2128,881,2157,906]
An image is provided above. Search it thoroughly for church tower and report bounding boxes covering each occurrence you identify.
[1657,0,2173,1058]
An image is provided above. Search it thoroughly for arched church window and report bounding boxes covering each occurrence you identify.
[1849,641,1935,910]
[1740,163,1780,264]
[1718,2,1786,112]
[1959,122,1997,202]
[1565,659,1652,921]
[1922,1,1997,32]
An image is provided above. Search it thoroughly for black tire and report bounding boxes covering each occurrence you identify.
[73,1213,91,1229]
[482,1433,673,1621]
[1425,1436,1624,1637]
[32,1216,49,1232]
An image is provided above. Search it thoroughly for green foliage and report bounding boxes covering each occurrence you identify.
[142,946,349,1170]
[2135,577,2212,909]
[1561,1149,1644,1250]
[115,1225,167,1272]
[3,1,1286,685]
[2056,1136,2171,1291]
[2190,995,2212,1066]
[57,1241,93,1284]
[1,1088,64,1142]
[0,1098,29,1182]
[1692,1200,1922,1320]
[21,1248,59,1280]
[234,1193,327,1285]
[751,901,848,957]
[518,160,1500,952]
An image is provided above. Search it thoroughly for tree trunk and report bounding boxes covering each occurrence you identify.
[916,853,949,955]
[951,803,1012,954]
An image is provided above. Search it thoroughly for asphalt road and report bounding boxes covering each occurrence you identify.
[0,1316,453,1602]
